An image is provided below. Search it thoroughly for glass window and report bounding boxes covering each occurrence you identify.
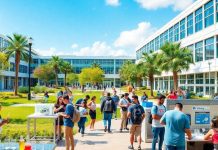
[187,74,194,84]
[169,27,174,42]
[204,0,214,28]
[187,86,194,92]
[196,73,204,84]
[195,41,203,62]
[205,86,215,95]
[205,37,214,60]
[164,30,168,43]
[216,0,218,21]
[174,23,179,41]
[160,33,164,47]
[205,72,215,84]
[180,75,186,84]
[196,86,204,94]
[155,37,160,51]
[195,7,203,32]
[187,45,194,62]
[187,13,194,36]
[180,19,186,39]
[151,40,154,51]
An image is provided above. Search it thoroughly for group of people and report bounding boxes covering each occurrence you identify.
[165,88,191,100]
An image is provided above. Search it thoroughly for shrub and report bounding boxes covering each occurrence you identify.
[139,86,147,90]
[47,88,55,93]
[33,86,48,94]
[18,87,29,93]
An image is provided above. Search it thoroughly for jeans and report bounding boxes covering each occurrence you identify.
[78,117,86,134]
[166,145,185,150]
[152,127,165,150]
[103,112,112,131]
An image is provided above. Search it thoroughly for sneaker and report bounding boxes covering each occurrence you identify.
[138,145,141,150]
[134,139,137,143]
[78,128,80,133]
[125,128,129,131]
[128,145,134,150]
[120,129,122,133]
[81,134,84,137]
[108,130,112,133]
[104,126,107,132]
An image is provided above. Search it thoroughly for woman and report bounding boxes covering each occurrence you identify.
[54,96,66,140]
[167,90,177,100]
[177,88,184,100]
[78,101,88,137]
[44,91,49,103]
[204,116,218,149]
[87,96,97,130]
[141,92,148,102]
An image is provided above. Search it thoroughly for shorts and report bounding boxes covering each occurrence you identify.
[130,124,141,137]
[56,117,64,126]
[89,110,96,119]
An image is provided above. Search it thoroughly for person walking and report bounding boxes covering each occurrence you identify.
[60,95,75,150]
[160,103,192,150]
[101,92,116,133]
[119,94,129,132]
[87,96,97,130]
[75,95,90,109]
[141,92,148,102]
[151,95,166,150]
[78,101,88,137]
[44,91,49,103]
[127,95,145,150]
[111,91,120,120]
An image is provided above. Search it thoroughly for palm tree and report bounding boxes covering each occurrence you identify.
[48,56,63,87]
[91,62,101,69]
[160,42,194,90]
[1,34,29,95]
[138,52,161,97]
[60,61,73,86]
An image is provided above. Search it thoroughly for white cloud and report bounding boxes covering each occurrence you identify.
[135,0,194,11]
[71,43,78,49]
[36,48,73,56]
[114,21,156,49]
[106,0,120,6]
[72,41,128,56]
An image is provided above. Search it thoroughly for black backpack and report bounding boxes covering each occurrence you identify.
[104,99,113,112]
[132,105,143,125]
[148,105,166,124]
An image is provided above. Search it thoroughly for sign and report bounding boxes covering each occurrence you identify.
[35,104,54,115]
[192,106,209,111]
[195,112,210,124]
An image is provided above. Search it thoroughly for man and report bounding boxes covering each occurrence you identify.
[101,92,116,133]
[151,95,166,150]
[75,95,90,109]
[127,95,145,150]
[111,91,120,120]
[60,95,75,150]
[119,94,129,132]
[160,103,192,150]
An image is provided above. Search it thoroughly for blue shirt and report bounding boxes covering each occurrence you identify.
[64,104,74,128]
[160,110,190,147]
[111,95,119,105]
[128,104,145,125]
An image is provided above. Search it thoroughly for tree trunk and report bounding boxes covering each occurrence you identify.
[173,71,178,90]
[55,69,58,88]
[15,52,20,96]
[149,74,154,97]
[64,72,67,86]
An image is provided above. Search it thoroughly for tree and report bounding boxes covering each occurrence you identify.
[91,62,101,69]
[160,42,194,90]
[138,53,161,97]
[60,61,73,86]
[66,73,78,85]
[1,34,30,95]
[48,56,63,87]
[33,64,55,85]
[0,52,9,74]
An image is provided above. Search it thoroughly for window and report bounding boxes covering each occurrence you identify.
[187,13,194,36]
[205,37,214,60]
[10,62,15,72]
[187,86,194,92]
[180,19,186,39]
[169,27,174,42]
[196,73,204,84]
[180,75,186,84]
[195,7,203,32]
[216,0,218,21]
[174,23,179,41]
[216,36,218,58]
[150,40,154,51]
[204,0,214,28]
[160,33,164,47]
[164,30,168,43]
[196,86,204,94]
[195,41,203,62]
[205,72,215,84]
[206,86,215,95]
[187,74,194,84]
[155,37,160,51]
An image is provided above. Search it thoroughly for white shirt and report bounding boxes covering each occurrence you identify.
[79,107,87,117]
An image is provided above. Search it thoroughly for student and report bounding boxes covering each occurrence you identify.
[119,94,129,132]
[167,90,178,100]
[60,95,74,150]
[111,91,120,120]
[0,104,9,134]
[75,95,90,109]
[141,92,148,102]
[78,101,88,137]
[127,95,145,150]
[204,116,218,150]
[87,96,97,130]
[44,91,49,103]
[54,96,65,140]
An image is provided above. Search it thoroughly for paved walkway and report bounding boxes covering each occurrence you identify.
[56,119,152,150]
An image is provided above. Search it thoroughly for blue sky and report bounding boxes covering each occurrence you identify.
[0,0,195,56]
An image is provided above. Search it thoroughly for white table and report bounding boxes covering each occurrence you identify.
[27,114,60,144]
[186,135,212,150]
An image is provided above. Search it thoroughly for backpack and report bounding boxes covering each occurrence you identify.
[71,108,80,123]
[104,99,113,112]
[132,105,143,125]
[148,105,166,124]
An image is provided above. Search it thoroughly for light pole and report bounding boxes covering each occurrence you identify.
[208,62,211,98]
[28,37,33,100]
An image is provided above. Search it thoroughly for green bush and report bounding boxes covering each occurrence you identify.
[47,88,55,93]
[33,86,47,94]
[139,86,147,90]
[18,87,29,93]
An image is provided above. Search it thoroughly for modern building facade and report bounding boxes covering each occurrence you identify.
[136,0,218,96]
[0,35,135,91]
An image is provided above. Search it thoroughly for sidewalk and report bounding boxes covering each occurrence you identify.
[56,119,152,150]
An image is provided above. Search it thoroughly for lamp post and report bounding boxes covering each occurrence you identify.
[208,62,211,98]
[28,37,33,100]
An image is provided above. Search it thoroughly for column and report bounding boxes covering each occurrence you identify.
[113,59,116,87]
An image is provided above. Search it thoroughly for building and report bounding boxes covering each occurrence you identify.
[0,35,135,91]
[136,0,218,96]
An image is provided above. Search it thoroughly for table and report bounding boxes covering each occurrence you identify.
[186,135,213,150]
[0,143,56,150]
[27,114,60,144]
